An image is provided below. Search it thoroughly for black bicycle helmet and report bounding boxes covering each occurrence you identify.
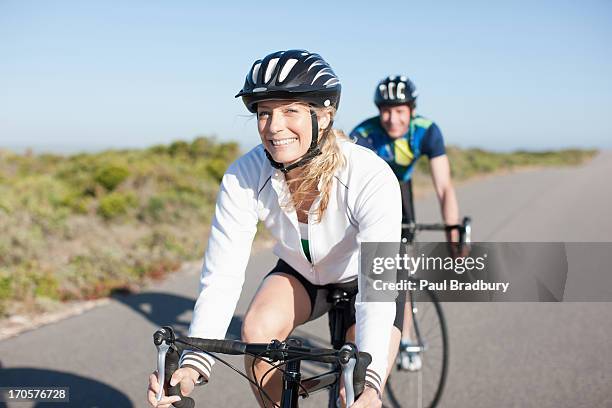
[236,49,341,113]
[236,50,342,173]
[374,75,418,108]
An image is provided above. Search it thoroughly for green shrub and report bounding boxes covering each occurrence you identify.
[0,185,14,214]
[13,175,69,211]
[94,164,130,191]
[190,136,214,158]
[54,156,99,195]
[98,192,137,219]
[168,140,190,157]
[206,158,229,182]
[55,189,91,214]
[0,274,12,301]
[32,272,60,300]
[147,144,168,155]
[0,271,14,316]
[212,142,240,162]
[143,196,166,222]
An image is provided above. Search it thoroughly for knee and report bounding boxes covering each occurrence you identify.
[242,309,291,343]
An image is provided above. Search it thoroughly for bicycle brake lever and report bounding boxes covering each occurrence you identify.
[339,344,357,406]
[153,327,174,403]
[156,341,170,402]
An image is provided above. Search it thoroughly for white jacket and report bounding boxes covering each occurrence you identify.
[180,139,401,391]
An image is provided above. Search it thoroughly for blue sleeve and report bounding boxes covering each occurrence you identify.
[420,123,446,158]
[350,126,374,149]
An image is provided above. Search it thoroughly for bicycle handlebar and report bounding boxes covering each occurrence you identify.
[153,326,372,407]
[402,216,472,244]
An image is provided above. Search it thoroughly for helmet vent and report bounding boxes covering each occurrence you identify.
[397,82,406,99]
[264,58,280,83]
[323,78,339,87]
[307,61,323,72]
[378,84,388,99]
[278,58,299,83]
[251,62,261,84]
[312,68,333,84]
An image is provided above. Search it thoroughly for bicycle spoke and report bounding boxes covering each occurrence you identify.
[424,356,441,366]
[424,324,441,338]
[418,303,432,321]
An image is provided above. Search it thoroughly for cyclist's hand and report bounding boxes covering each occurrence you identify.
[459,243,471,258]
[339,379,382,408]
[146,371,180,407]
[446,228,460,245]
[146,368,200,407]
[338,377,346,407]
[350,385,382,407]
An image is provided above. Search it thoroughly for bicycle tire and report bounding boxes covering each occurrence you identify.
[387,281,448,408]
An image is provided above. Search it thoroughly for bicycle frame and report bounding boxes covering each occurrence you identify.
[279,288,355,407]
[280,338,349,406]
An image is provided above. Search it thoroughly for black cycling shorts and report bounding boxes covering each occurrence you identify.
[266,259,405,331]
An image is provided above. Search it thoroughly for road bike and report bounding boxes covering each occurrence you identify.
[153,217,471,408]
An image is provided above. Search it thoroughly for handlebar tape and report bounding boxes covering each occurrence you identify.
[353,351,372,398]
[185,338,247,355]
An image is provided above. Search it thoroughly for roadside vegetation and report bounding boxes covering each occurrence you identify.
[0,137,240,317]
[0,140,598,317]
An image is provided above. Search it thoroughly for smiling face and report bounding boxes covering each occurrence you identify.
[257,100,330,165]
[379,104,412,139]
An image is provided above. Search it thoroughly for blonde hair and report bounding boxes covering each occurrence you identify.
[283,106,349,222]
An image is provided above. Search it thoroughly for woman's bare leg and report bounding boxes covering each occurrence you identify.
[241,273,311,407]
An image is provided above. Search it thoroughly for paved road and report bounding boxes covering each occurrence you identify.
[1,153,611,407]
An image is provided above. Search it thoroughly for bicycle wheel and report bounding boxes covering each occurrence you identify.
[386,282,448,408]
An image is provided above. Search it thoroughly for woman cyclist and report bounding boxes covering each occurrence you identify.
[147,50,403,408]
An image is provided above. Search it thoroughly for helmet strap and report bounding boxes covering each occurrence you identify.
[264,109,327,174]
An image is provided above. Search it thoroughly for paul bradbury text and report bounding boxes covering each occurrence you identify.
[372,279,510,294]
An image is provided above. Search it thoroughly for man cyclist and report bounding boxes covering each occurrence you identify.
[350,75,460,370]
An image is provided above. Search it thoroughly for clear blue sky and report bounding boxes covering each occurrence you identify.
[1,0,610,153]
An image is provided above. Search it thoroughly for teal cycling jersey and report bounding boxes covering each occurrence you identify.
[350,115,446,182]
